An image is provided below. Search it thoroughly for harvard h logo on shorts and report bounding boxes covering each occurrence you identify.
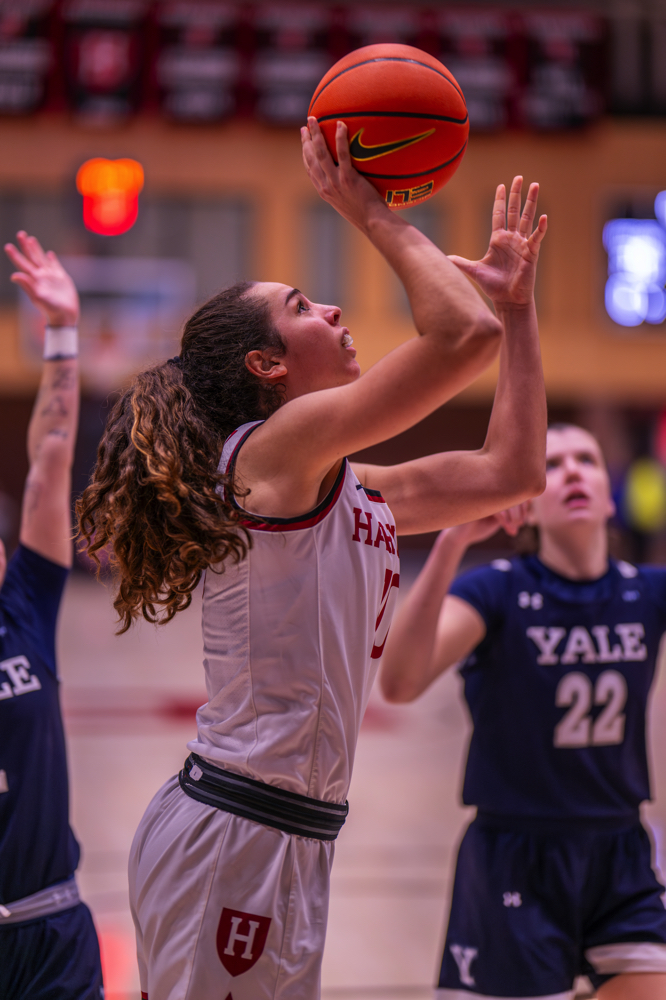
[217,908,272,976]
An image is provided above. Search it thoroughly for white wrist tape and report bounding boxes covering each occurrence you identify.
[43,326,78,360]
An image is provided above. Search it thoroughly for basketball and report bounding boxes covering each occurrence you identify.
[308,44,469,209]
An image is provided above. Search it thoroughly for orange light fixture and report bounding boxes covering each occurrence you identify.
[76,157,144,236]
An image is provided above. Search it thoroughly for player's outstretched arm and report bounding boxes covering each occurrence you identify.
[380,508,525,703]
[355,177,548,532]
[238,121,502,501]
[4,232,80,568]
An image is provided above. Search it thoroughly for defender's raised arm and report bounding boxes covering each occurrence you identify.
[4,232,80,568]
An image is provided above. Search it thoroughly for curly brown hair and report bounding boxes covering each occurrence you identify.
[77,281,285,632]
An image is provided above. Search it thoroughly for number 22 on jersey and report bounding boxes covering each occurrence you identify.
[554,669,627,748]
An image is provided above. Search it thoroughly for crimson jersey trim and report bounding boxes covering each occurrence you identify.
[224,422,348,532]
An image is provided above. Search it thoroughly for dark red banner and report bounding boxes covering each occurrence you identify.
[0,2,614,130]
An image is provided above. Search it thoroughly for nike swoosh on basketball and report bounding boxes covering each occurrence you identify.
[349,127,436,161]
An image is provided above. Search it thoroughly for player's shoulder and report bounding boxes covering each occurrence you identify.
[623,559,666,608]
[628,560,666,579]
[219,420,264,474]
[610,557,666,589]
[451,555,530,604]
[450,556,533,631]
[455,555,532,585]
[614,558,641,580]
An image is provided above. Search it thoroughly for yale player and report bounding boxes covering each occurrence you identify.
[381,423,666,1000]
[0,234,103,998]
[77,119,547,999]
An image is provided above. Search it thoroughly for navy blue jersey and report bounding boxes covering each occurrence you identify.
[449,555,666,820]
[0,545,80,903]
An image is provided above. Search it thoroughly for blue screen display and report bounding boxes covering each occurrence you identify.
[603,195,666,327]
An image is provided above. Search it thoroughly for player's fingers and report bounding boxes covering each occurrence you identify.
[307,118,327,159]
[498,502,528,535]
[301,126,325,174]
[301,126,315,166]
[506,175,523,232]
[308,116,335,165]
[335,121,352,171]
[17,231,47,267]
[4,242,37,276]
[302,131,338,201]
[519,183,539,237]
[9,272,35,295]
[495,509,514,534]
[491,183,506,232]
[517,501,531,524]
[303,142,331,191]
[527,214,548,249]
[499,511,521,536]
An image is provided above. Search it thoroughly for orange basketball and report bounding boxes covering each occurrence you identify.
[308,44,469,210]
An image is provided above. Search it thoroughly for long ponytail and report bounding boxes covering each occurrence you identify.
[77,281,285,632]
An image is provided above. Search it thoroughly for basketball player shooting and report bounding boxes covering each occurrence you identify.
[77,119,547,999]
[0,234,103,1000]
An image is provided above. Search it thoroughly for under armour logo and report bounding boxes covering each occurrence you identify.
[450,944,478,986]
[518,591,543,610]
[503,891,522,907]
[190,764,203,781]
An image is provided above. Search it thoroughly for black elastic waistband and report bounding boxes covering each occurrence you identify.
[179,754,348,841]
[475,809,641,834]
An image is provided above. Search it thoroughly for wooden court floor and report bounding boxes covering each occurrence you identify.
[57,556,666,1000]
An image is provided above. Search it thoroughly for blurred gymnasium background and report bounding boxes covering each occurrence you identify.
[1,1,666,998]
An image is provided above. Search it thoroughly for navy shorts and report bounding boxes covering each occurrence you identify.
[438,815,666,999]
[0,902,103,1000]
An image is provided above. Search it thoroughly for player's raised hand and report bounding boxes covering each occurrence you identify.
[301,117,387,232]
[450,501,530,546]
[448,176,547,309]
[4,231,79,327]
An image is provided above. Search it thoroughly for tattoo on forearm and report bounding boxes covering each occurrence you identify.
[40,395,68,418]
[24,480,42,515]
[51,367,76,390]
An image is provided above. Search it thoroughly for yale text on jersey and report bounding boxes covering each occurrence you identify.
[526,624,646,665]
[0,655,42,700]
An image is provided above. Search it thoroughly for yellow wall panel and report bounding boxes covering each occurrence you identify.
[0,115,666,401]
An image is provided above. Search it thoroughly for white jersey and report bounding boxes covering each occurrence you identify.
[187,421,400,804]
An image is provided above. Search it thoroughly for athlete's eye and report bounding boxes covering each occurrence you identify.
[546,458,560,470]
[297,299,308,313]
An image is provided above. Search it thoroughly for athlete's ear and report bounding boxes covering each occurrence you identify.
[245,350,288,383]
[606,494,616,520]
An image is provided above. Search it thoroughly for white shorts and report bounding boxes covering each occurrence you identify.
[128,774,335,1000]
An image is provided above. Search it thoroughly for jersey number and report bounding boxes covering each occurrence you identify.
[554,670,627,748]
